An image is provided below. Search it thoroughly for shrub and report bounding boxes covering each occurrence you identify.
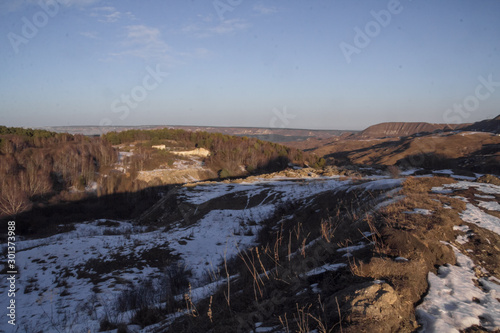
[218,169,231,179]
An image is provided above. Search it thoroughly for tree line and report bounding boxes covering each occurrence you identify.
[0,128,117,217]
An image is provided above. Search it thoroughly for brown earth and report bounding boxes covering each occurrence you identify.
[162,176,500,332]
[286,131,500,173]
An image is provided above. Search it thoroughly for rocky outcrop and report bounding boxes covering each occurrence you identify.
[172,148,211,157]
[477,174,500,185]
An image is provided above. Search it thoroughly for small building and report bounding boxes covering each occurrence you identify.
[152,145,166,150]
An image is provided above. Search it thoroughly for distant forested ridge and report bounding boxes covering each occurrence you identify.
[104,128,325,176]
[0,126,323,219]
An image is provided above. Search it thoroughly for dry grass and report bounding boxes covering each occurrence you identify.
[320,218,336,243]
[401,176,456,194]
[165,176,472,332]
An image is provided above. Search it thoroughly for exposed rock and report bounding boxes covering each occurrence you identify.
[477,174,500,186]
[328,281,413,333]
[348,282,400,319]
[171,147,211,157]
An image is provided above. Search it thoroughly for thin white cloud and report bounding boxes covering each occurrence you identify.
[90,6,135,23]
[124,25,163,46]
[91,6,114,12]
[109,25,173,63]
[253,4,278,15]
[179,47,212,59]
[1,0,101,12]
[80,31,99,39]
[182,18,249,38]
[59,0,101,6]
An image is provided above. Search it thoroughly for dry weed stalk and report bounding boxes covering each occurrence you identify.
[238,248,265,300]
[300,236,308,258]
[274,225,284,267]
[307,295,334,333]
[223,249,230,307]
[256,247,269,280]
[348,257,363,277]
[184,283,198,317]
[279,313,290,333]
[294,304,311,333]
[335,296,343,333]
[320,217,336,243]
[207,295,213,323]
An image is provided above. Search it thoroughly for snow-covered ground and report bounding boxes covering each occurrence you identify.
[460,203,500,236]
[1,175,498,332]
[0,175,360,333]
[417,247,500,332]
[179,177,353,206]
[417,180,500,332]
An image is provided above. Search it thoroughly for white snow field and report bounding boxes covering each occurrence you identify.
[417,181,500,332]
[417,247,500,332]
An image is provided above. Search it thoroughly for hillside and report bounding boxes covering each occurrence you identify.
[0,126,323,225]
[0,118,499,332]
[1,168,499,332]
[318,131,500,172]
[285,115,500,174]
[463,114,500,134]
[355,122,462,139]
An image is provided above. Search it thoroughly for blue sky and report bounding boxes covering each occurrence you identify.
[1,0,499,130]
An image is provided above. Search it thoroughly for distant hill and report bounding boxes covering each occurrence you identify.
[355,115,499,139]
[463,114,500,134]
[281,115,500,173]
[356,122,463,138]
[42,125,356,143]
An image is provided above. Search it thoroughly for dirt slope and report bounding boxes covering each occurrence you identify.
[295,131,500,173]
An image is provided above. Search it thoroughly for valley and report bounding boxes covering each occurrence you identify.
[0,116,499,333]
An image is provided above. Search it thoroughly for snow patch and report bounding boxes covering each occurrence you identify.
[416,248,500,332]
[404,208,432,216]
[460,203,500,236]
[478,201,500,212]
[304,263,347,277]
